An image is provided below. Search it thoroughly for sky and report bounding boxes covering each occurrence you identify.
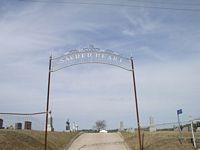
[0,0,200,131]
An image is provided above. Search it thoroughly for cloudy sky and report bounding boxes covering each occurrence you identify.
[0,0,200,131]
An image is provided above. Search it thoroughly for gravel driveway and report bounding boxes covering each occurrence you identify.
[67,132,129,150]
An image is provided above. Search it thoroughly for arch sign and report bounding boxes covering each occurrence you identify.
[51,45,132,72]
[44,45,142,150]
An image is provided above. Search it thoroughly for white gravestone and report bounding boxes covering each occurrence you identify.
[149,116,156,132]
[47,111,54,132]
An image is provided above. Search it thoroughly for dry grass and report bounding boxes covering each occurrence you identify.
[0,129,79,150]
[121,131,200,150]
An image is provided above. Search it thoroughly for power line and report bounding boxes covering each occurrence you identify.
[19,0,200,12]
[127,0,200,6]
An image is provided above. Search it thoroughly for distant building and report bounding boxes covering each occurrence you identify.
[15,123,22,130]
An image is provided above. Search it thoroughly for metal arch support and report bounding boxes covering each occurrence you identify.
[44,56,52,150]
[51,46,132,72]
[131,58,142,150]
[51,61,132,72]
[44,46,142,150]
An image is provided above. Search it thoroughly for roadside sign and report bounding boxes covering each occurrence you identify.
[177,109,182,115]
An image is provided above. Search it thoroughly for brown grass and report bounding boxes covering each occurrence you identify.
[0,129,79,150]
[121,131,200,150]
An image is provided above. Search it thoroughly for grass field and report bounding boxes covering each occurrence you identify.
[1,129,199,150]
[121,131,200,150]
[0,129,79,150]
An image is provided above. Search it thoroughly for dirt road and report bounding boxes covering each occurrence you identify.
[67,132,129,150]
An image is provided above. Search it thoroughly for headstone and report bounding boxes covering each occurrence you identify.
[149,116,156,132]
[47,111,54,132]
[24,121,32,130]
[66,119,70,132]
[174,126,179,131]
[75,124,78,131]
[15,123,22,130]
[182,126,190,132]
[0,119,3,129]
[196,122,200,132]
[196,127,200,132]
[119,121,124,131]
[72,122,76,132]
[71,122,78,132]
[7,125,14,130]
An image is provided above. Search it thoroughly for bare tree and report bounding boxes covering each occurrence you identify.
[95,120,106,131]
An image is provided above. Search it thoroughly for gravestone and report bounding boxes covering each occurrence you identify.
[24,121,32,130]
[119,121,124,131]
[0,119,3,129]
[72,122,78,132]
[196,121,200,132]
[47,111,54,131]
[15,122,22,130]
[196,127,200,132]
[66,119,70,132]
[149,116,156,132]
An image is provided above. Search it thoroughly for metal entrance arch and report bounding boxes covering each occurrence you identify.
[44,45,142,150]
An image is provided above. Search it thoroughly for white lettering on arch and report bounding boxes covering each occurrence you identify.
[51,46,132,71]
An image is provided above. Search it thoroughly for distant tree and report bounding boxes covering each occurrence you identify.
[95,120,106,131]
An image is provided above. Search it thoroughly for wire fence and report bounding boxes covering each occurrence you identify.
[140,119,200,133]
[123,119,200,150]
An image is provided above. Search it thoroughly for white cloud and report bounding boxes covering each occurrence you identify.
[122,9,161,36]
[136,58,200,124]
